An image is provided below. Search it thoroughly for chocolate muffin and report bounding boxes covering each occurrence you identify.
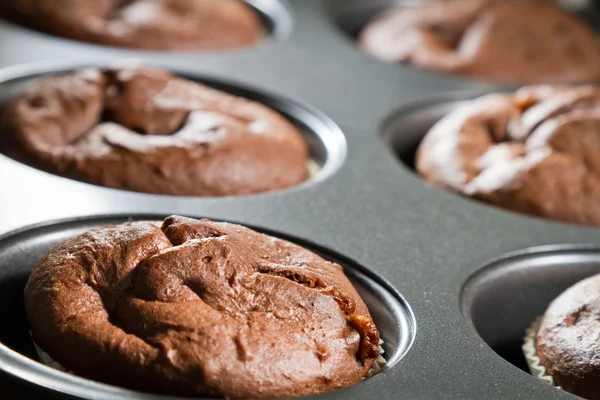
[359,0,600,83]
[0,0,261,51]
[536,274,600,399]
[416,85,600,226]
[0,66,309,196]
[24,216,380,398]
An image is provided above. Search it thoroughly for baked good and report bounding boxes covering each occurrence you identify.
[24,216,380,398]
[359,0,600,83]
[416,85,600,226]
[536,274,600,399]
[0,66,309,196]
[0,0,261,51]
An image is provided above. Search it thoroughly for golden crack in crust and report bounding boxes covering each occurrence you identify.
[0,66,309,196]
[416,85,600,226]
[24,216,379,398]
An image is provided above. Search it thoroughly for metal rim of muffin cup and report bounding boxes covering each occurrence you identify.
[0,214,416,399]
[0,60,348,199]
[246,0,295,45]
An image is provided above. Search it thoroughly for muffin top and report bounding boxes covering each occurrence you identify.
[416,85,600,226]
[536,274,600,399]
[0,0,261,50]
[24,216,380,398]
[0,66,309,196]
[360,0,600,83]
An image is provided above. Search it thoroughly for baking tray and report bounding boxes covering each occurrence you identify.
[1,0,600,398]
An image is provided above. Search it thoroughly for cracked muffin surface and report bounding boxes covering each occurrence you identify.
[359,0,600,83]
[0,66,309,196]
[0,0,261,50]
[416,85,600,226]
[24,216,379,398]
[536,275,600,399]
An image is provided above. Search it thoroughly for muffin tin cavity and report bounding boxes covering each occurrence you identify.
[382,97,465,173]
[461,246,600,373]
[0,216,415,399]
[247,0,294,43]
[0,66,346,196]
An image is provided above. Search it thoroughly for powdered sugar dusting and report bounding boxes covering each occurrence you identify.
[458,18,487,60]
[175,110,226,141]
[423,106,470,190]
[476,143,519,169]
[423,94,513,190]
[518,87,600,139]
[526,118,561,151]
[466,147,550,194]
[118,1,162,26]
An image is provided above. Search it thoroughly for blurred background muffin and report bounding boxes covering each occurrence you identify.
[0,0,262,50]
[360,0,600,83]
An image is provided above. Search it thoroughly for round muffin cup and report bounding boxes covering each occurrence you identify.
[521,318,560,390]
[0,214,415,399]
[0,63,348,199]
[22,216,389,397]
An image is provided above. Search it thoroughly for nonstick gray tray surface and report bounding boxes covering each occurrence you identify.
[1,0,600,399]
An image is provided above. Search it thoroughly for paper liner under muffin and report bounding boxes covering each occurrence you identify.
[30,332,69,373]
[31,333,387,379]
[366,340,387,378]
[522,318,561,389]
[307,159,320,179]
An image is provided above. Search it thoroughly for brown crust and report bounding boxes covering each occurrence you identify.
[415,85,600,226]
[536,274,600,399]
[359,0,600,84]
[0,0,261,51]
[24,216,379,398]
[0,66,309,196]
